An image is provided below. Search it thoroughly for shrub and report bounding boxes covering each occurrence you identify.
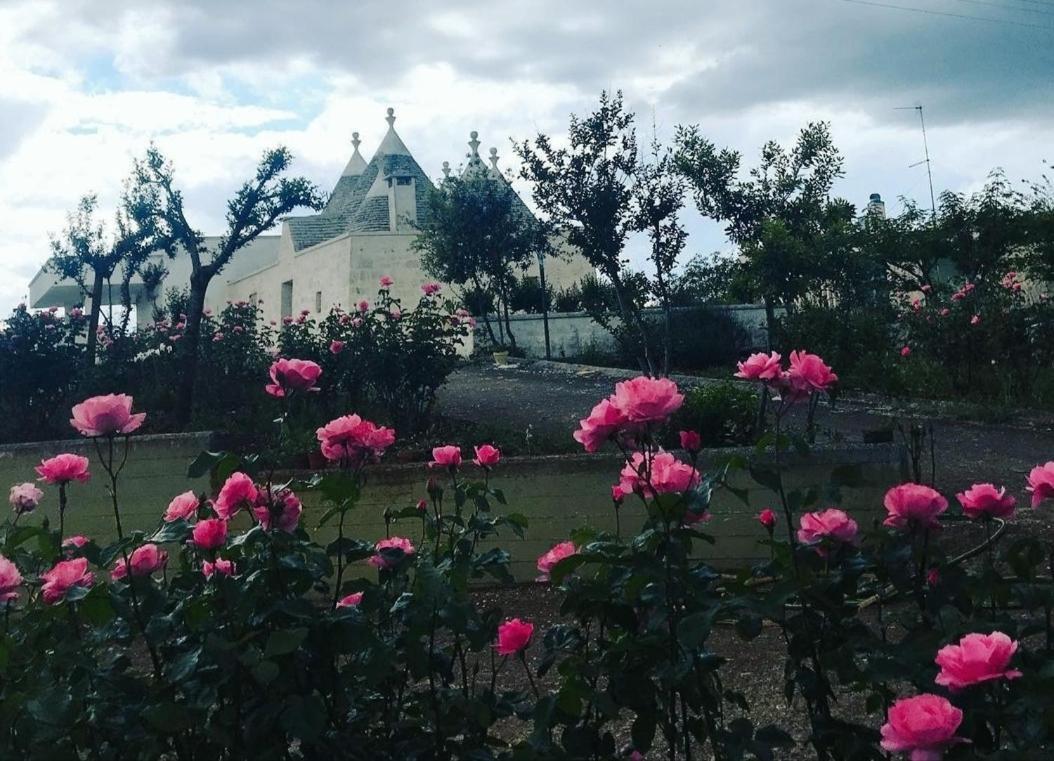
[672,381,758,446]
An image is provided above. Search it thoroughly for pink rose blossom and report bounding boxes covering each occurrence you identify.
[111,543,168,581]
[252,487,303,533]
[70,394,146,437]
[330,340,345,355]
[935,631,1021,691]
[573,398,628,453]
[927,568,940,587]
[884,483,948,530]
[611,484,627,504]
[316,415,396,463]
[536,541,576,582]
[358,300,369,313]
[618,451,700,499]
[611,376,685,423]
[758,508,777,531]
[265,358,322,397]
[679,430,702,452]
[191,518,228,550]
[379,275,393,287]
[41,558,93,605]
[389,307,402,320]
[213,473,258,519]
[970,314,981,326]
[429,445,462,469]
[164,490,199,522]
[336,592,364,608]
[784,351,838,398]
[202,557,236,579]
[422,282,441,296]
[369,536,416,569]
[473,444,501,468]
[797,509,859,552]
[1026,462,1054,508]
[495,618,534,656]
[63,535,90,551]
[35,454,90,485]
[939,308,950,317]
[901,345,911,358]
[955,483,1016,520]
[735,351,782,382]
[9,482,43,514]
[921,284,932,293]
[0,555,23,602]
[880,693,964,761]
[416,499,428,511]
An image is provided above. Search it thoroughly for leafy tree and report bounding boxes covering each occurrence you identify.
[47,193,154,364]
[516,90,659,373]
[414,174,543,348]
[669,253,758,306]
[129,145,323,425]
[675,122,845,344]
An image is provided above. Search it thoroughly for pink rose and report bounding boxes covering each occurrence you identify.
[884,483,948,530]
[797,509,859,552]
[389,307,402,320]
[927,568,940,587]
[1026,462,1054,508]
[379,275,393,287]
[611,376,685,423]
[265,358,322,397]
[416,499,428,511]
[783,350,838,397]
[935,631,1022,691]
[970,314,981,326]
[573,398,628,453]
[880,693,963,760]
[473,444,501,469]
[735,351,782,382]
[422,282,441,296]
[611,484,627,504]
[336,592,364,608]
[955,483,1015,520]
[939,308,950,317]
[618,451,700,499]
[758,508,777,531]
[164,490,199,522]
[358,300,369,313]
[253,487,303,533]
[316,415,396,463]
[9,482,43,514]
[63,535,90,551]
[41,558,93,604]
[191,518,228,550]
[536,541,576,582]
[900,345,911,358]
[70,394,146,437]
[329,340,345,355]
[202,557,236,579]
[495,618,534,656]
[369,536,416,569]
[0,555,23,602]
[679,430,702,452]
[429,445,462,469]
[214,472,258,519]
[111,543,167,581]
[35,454,91,485]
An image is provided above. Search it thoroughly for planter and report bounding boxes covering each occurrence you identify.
[492,351,510,365]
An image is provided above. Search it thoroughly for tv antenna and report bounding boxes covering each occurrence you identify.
[896,105,936,220]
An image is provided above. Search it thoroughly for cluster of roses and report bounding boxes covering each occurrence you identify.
[734,349,838,401]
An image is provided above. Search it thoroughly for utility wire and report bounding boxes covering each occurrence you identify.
[952,0,1054,17]
[839,0,1054,29]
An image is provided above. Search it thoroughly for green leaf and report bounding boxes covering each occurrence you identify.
[264,627,308,658]
[149,519,192,544]
[677,610,715,649]
[252,660,279,686]
[749,464,783,493]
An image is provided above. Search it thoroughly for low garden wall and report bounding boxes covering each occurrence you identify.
[1,432,906,581]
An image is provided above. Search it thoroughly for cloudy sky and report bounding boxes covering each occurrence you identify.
[2,0,1052,313]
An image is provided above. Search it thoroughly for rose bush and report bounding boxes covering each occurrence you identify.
[1,349,1054,759]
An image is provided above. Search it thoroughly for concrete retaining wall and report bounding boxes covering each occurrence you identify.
[1,432,905,580]
[478,305,775,360]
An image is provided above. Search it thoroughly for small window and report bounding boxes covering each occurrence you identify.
[315,291,322,313]
[248,292,258,305]
[396,176,412,186]
[280,281,293,319]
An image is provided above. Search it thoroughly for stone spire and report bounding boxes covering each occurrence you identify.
[341,130,367,177]
[374,106,410,156]
[488,147,499,171]
[441,161,451,178]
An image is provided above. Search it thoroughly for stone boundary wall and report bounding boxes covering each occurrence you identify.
[1,432,905,581]
[475,305,776,360]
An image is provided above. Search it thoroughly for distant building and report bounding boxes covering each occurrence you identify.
[866,192,886,220]
[29,108,591,327]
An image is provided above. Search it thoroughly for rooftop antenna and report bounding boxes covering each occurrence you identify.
[896,104,936,220]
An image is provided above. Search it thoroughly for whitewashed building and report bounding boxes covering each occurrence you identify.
[29,108,592,327]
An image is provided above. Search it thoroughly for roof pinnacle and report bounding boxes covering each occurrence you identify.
[488,147,499,170]
[442,161,451,178]
[385,107,395,128]
[468,130,480,158]
[351,131,361,151]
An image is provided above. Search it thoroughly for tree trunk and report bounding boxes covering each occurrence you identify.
[469,277,499,345]
[763,296,777,351]
[175,272,210,427]
[85,273,105,365]
[609,271,655,376]
[500,282,517,350]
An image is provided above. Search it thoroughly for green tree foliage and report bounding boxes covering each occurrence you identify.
[128,145,323,426]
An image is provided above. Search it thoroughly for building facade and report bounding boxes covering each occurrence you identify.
[29,108,592,328]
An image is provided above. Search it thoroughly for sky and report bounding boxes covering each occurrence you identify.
[2,0,1052,314]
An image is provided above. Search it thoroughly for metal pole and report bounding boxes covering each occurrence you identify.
[537,250,551,360]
